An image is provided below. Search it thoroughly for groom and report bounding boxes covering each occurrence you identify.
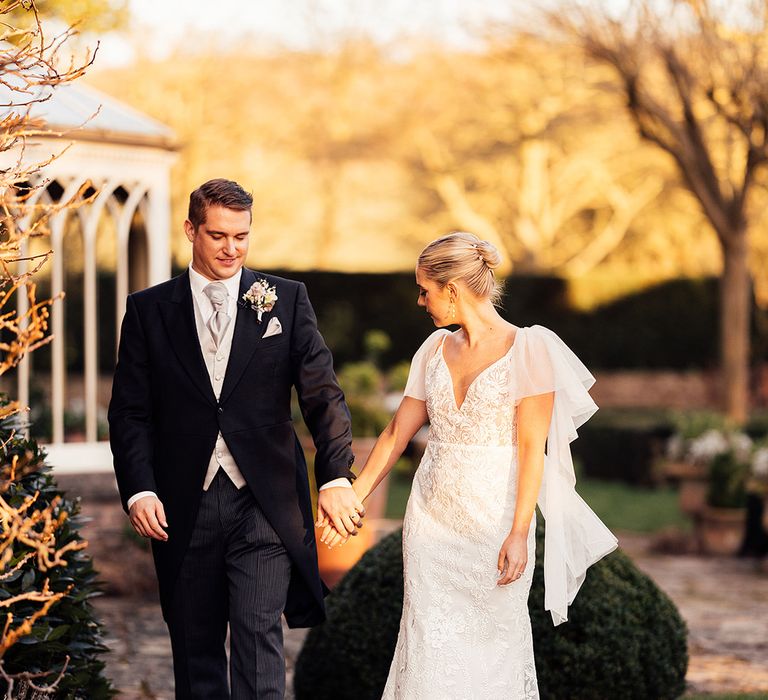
[108,178,364,698]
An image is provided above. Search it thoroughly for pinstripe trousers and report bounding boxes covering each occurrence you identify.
[166,468,292,699]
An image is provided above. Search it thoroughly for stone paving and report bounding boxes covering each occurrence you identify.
[91,530,768,699]
[621,533,768,696]
[93,597,306,700]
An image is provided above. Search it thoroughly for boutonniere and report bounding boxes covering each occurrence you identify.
[240,278,278,322]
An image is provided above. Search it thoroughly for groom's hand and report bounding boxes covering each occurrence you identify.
[316,487,365,546]
[129,495,169,541]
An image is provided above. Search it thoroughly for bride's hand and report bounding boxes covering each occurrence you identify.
[497,531,528,585]
[320,482,368,549]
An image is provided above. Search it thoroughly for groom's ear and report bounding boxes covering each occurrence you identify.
[183,219,196,242]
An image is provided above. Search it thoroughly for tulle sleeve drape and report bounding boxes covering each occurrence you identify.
[511,325,618,626]
[403,329,451,401]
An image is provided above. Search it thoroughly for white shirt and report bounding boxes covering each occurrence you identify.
[126,264,349,510]
[190,264,247,491]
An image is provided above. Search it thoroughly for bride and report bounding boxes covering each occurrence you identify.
[318,232,618,698]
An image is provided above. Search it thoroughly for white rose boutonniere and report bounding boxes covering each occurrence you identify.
[241,278,278,321]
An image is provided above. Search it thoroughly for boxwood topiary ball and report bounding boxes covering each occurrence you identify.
[294,522,688,700]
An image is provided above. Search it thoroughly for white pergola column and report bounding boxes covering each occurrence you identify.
[15,186,48,422]
[49,214,66,444]
[81,179,118,442]
[146,176,173,285]
[115,183,149,350]
[50,178,87,444]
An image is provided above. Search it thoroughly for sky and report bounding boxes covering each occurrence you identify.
[97,0,523,66]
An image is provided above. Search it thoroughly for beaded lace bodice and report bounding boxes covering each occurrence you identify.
[425,337,517,447]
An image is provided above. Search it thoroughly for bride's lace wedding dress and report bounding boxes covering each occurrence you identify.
[382,326,618,700]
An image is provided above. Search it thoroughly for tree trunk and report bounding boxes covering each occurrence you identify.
[720,232,751,423]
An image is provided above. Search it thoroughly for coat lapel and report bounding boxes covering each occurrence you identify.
[219,268,274,405]
[159,271,218,406]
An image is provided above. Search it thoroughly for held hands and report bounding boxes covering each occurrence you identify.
[497,531,528,586]
[129,495,169,541]
[316,485,366,549]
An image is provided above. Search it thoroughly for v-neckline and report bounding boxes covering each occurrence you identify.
[439,332,517,412]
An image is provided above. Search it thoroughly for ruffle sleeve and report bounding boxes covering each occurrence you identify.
[511,325,618,626]
[403,329,451,401]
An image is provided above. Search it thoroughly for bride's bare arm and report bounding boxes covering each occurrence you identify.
[497,391,554,585]
[320,396,427,547]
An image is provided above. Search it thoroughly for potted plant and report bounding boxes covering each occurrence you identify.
[689,430,751,555]
[664,413,729,516]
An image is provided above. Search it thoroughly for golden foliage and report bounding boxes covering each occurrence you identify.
[0,491,87,575]
[88,32,723,289]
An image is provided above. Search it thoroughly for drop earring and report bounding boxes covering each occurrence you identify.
[449,300,456,320]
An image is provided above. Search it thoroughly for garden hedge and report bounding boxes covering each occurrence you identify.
[572,409,676,485]
[294,524,688,700]
[44,268,768,372]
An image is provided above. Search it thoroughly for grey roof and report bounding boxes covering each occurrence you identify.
[0,78,175,149]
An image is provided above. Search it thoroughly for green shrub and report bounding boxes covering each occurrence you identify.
[344,397,391,437]
[337,362,382,396]
[294,530,403,699]
[295,523,688,700]
[363,330,391,366]
[337,362,390,437]
[0,432,113,699]
[386,361,410,393]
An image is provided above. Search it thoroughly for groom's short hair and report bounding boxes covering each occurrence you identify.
[188,178,253,229]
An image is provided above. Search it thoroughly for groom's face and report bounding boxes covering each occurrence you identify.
[184,204,251,281]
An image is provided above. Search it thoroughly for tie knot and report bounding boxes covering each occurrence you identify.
[203,282,228,310]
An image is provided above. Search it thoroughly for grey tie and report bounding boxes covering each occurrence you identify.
[203,282,231,348]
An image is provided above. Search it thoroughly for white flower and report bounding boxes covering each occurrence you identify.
[242,278,278,321]
[666,434,684,461]
[686,429,729,465]
[752,447,768,478]
[729,432,753,463]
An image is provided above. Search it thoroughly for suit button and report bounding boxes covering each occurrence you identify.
[218,407,223,414]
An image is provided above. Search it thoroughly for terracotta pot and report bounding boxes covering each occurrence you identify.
[696,506,746,555]
[314,437,393,588]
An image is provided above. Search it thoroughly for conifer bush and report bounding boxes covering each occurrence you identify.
[0,407,113,698]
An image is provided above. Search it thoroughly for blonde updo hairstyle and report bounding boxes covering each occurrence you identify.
[417,232,504,305]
